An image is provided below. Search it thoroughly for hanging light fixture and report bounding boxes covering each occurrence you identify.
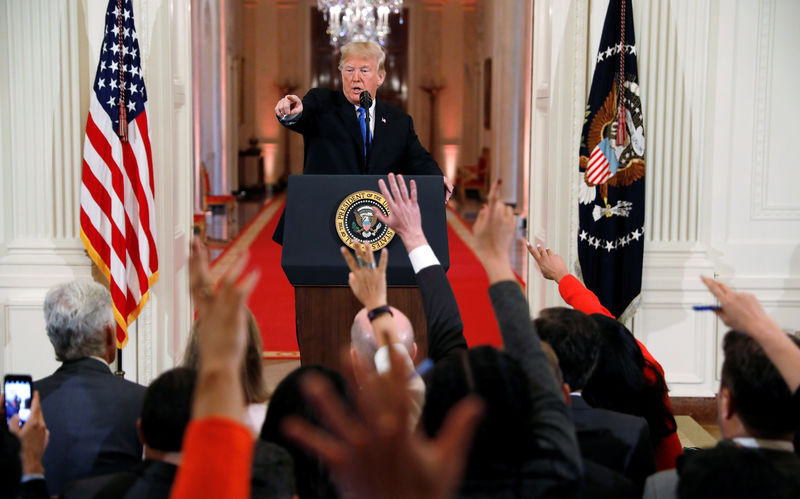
[317,0,403,47]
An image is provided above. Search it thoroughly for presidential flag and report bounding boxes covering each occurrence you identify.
[80,0,158,348]
[578,0,645,322]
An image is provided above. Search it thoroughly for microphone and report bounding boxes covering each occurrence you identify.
[359,90,373,110]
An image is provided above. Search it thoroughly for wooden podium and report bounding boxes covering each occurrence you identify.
[281,175,448,373]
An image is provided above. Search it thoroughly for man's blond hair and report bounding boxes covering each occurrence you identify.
[338,41,386,75]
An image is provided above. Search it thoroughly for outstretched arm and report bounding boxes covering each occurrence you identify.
[374,173,466,361]
[702,275,800,392]
[473,180,583,487]
[171,239,259,499]
[527,242,613,318]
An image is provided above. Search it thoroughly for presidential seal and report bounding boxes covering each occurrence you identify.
[335,190,395,250]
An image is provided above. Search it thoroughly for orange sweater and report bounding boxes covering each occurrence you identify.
[558,274,683,470]
[170,417,254,499]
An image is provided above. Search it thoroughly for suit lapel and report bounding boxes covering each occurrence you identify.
[335,91,367,172]
[367,100,390,173]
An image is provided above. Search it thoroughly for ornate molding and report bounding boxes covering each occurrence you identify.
[750,0,799,220]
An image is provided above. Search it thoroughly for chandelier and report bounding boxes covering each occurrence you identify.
[317,0,404,47]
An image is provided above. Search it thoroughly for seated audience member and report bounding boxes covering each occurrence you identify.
[528,243,682,469]
[540,342,637,499]
[2,391,49,499]
[644,330,800,499]
[283,232,483,499]
[250,439,296,499]
[583,314,680,469]
[61,367,196,498]
[34,281,145,495]
[183,309,270,434]
[260,365,353,499]
[170,241,259,499]
[419,181,583,497]
[535,306,656,491]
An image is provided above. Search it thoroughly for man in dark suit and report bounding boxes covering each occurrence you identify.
[273,41,451,243]
[536,307,656,492]
[34,281,145,496]
[644,331,800,499]
[60,367,196,499]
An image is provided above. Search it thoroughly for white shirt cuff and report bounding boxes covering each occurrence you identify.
[279,112,301,124]
[408,245,439,274]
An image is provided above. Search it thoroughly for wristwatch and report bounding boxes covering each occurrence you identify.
[367,305,393,322]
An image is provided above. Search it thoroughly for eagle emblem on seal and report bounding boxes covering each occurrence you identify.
[579,79,646,219]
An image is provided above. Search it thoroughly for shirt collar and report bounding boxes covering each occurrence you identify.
[354,99,376,115]
[732,437,795,452]
[89,355,112,371]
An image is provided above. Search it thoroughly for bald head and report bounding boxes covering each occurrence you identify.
[350,306,416,369]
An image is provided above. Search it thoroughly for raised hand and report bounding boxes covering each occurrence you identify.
[189,237,214,312]
[340,241,388,310]
[701,275,800,392]
[527,243,568,283]
[700,275,777,336]
[473,179,517,283]
[373,173,427,252]
[275,94,303,118]
[189,241,259,421]
[283,345,483,499]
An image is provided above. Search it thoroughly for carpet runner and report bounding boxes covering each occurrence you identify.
[210,195,512,359]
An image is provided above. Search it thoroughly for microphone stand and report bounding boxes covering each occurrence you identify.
[359,91,373,172]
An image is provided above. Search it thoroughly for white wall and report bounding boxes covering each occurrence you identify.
[0,0,193,385]
[529,0,800,397]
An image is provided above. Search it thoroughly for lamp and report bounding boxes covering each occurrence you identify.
[317,0,403,47]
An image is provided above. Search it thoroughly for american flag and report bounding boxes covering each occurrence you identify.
[585,142,613,185]
[80,0,158,348]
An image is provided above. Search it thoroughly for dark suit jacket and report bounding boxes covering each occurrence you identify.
[34,358,145,496]
[273,88,443,244]
[60,459,176,499]
[570,395,656,492]
[582,459,637,499]
[283,88,442,177]
[644,441,800,499]
[414,264,467,362]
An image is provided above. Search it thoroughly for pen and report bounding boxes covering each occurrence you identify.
[412,358,433,379]
[692,305,721,311]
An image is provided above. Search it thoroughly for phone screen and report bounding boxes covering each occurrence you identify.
[4,375,33,426]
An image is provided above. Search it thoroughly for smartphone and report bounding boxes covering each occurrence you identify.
[4,374,33,427]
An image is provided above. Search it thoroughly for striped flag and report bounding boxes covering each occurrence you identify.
[80,0,158,348]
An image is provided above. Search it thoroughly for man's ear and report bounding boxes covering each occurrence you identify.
[411,342,418,361]
[104,323,117,363]
[718,386,736,420]
[562,383,572,407]
[377,70,386,87]
[350,349,364,384]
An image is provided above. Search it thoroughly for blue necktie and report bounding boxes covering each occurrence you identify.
[358,107,369,158]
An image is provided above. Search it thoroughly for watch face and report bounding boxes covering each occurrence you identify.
[335,190,395,250]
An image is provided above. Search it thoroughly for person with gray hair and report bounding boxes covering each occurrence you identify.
[34,280,145,495]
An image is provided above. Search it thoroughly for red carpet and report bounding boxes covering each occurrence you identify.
[211,198,514,358]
